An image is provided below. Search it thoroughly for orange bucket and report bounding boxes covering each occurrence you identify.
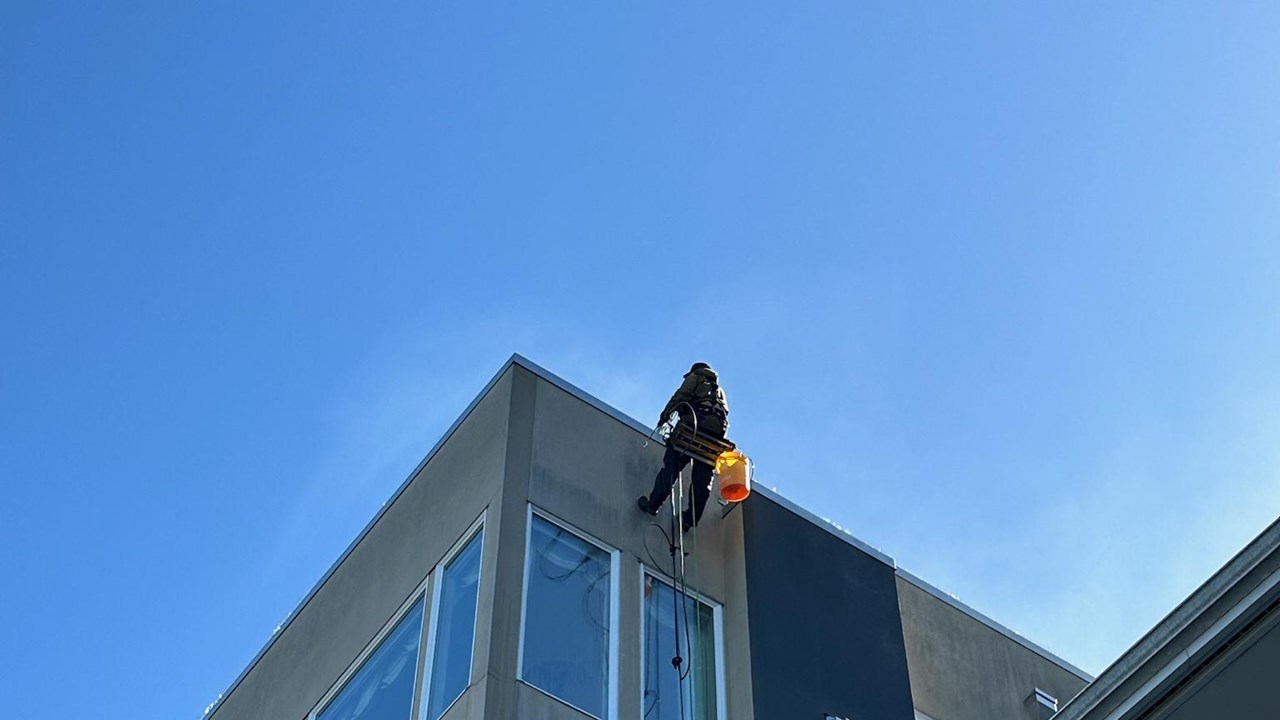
[716,449,752,502]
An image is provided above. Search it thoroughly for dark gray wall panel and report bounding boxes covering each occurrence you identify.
[743,495,915,720]
[1155,619,1280,720]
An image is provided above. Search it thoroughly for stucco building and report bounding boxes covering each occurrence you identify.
[203,355,1089,720]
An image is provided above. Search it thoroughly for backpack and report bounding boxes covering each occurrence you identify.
[691,371,728,418]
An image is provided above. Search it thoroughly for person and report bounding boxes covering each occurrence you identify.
[637,362,729,530]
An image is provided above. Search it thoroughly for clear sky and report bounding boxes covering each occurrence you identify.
[4,2,1280,718]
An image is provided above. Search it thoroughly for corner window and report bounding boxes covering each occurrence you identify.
[317,597,425,720]
[642,572,721,720]
[519,510,617,718]
[422,528,484,720]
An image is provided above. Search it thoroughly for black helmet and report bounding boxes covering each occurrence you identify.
[690,362,712,373]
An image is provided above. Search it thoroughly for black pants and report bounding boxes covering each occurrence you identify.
[646,445,713,528]
[646,411,724,527]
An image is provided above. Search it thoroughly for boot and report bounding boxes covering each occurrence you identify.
[637,496,659,516]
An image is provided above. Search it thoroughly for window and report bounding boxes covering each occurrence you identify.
[421,528,484,720]
[642,572,721,720]
[520,510,617,718]
[317,597,425,720]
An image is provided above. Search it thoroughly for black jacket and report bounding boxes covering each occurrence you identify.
[660,366,729,435]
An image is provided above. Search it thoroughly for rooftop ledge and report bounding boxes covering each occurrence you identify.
[201,353,1091,720]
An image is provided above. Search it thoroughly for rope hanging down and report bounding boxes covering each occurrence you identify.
[642,398,748,720]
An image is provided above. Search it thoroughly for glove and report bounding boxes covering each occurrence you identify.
[657,411,680,440]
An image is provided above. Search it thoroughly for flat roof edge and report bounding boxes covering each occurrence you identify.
[752,485,896,568]
[508,353,657,437]
[509,355,899,569]
[201,357,520,720]
[897,569,1093,682]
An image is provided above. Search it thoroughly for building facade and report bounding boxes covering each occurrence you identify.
[203,356,1089,720]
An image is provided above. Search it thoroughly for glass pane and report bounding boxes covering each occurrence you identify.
[319,598,425,720]
[521,515,612,718]
[642,575,718,720]
[424,531,484,720]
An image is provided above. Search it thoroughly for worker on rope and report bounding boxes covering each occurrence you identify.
[637,362,729,530]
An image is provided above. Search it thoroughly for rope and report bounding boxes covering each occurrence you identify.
[645,400,714,720]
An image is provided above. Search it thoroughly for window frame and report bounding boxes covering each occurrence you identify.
[638,565,728,720]
[418,512,487,720]
[304,513,487,720]
[517,504,621,720]
[307,577,431,720]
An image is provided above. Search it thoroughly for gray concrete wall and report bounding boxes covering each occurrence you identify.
[209,368,514,720]
[439,679,486,720]
[720,504,755,720]
[509,373,746,720]
[897,576,1088,720]
[526,373,734,601]
[475,365,536,719]
[206,361,748,720]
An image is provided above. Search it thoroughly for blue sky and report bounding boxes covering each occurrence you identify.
[4,2,1280,717]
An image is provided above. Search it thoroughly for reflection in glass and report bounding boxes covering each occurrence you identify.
[642,575,717,720]
[318,598,425,720]
[521,515,612,718]
[424,530,483,720]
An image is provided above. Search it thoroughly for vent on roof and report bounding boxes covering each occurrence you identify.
[1026,688,1058,720]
